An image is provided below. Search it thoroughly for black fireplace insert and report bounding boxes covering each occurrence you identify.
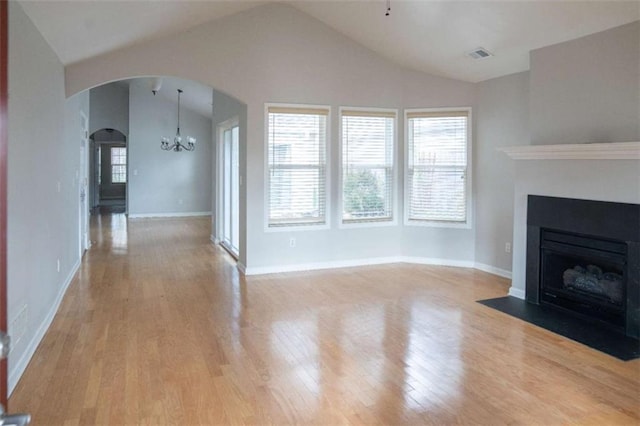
[526,196,640,338]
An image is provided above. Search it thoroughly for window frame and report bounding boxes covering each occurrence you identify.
[403,107,473,229]
[338,106,398,229]
[110,146,127,184]
[264,103,331,232]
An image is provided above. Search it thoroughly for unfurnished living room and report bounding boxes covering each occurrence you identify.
[0,0,639,424]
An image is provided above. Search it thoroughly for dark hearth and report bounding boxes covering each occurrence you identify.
[526,196,640,339]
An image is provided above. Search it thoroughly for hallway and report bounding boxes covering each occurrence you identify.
[8,215,640,424]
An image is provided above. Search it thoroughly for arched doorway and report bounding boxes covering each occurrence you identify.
[89,128,127,214]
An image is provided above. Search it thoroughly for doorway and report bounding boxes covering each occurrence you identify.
[90,129,127,214]
[79,112,90,254]
[219,119,239,257]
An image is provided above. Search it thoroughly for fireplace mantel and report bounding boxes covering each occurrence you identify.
[499,141,640,160]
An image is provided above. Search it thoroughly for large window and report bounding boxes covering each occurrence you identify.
[110,146,127,184]
[266,105,329,228]
[341,109,395,224]
[405,108,470,226]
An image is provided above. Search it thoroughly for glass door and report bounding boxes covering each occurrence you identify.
[221,122,239,257]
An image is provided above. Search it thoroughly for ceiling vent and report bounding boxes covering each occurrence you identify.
[468,47,494,59]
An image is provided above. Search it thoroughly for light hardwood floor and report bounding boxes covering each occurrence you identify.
[9,214,640,425]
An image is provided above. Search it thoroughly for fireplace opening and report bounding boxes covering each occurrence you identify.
[526,195,639,340]
[540,229,626,329]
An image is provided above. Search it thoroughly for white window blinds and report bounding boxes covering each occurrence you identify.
[341,110,395,223]
[267,106,328,227]
[110,147,127,184]
[406,110,469,223]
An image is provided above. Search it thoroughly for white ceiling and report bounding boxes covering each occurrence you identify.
[19,1,640,83]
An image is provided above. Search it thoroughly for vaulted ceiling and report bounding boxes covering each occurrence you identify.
[19,1,640,83]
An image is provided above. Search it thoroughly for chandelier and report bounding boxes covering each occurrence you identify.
[161,89,196,152]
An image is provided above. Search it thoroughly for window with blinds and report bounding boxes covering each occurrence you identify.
[110,146,127,184]
[406,109,470,224]
[267,106,329,228]
[341,109,395,224]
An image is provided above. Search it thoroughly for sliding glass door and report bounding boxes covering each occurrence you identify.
[220,122,239,256]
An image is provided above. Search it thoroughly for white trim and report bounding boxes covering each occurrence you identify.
[128,211,211,219]
[210,234,220,244]
[498,141,640,160]
[264,103,332,232]
[508,287,526,300]
[402,256,475,268]
[9,259,81,395]
[403,107,473,229]
[242,256,404,275]
[473,262,513,279]
[216,117,240,252]
[338,106,399,229]
[237,262,247,274]
[239,256,514,276]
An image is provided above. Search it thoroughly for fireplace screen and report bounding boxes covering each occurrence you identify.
[542,251,624,306]
[539,229,626,327]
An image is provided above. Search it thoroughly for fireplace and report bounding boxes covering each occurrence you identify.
[526,196,640,338]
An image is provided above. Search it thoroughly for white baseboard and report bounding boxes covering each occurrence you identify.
[128,211,211,219]
[8,258,81,395]
[240,256,510,276]
[474,262,513,279]
[402,256,475,268]
[508,287,526,299]
[243,256,405,276]
[210,234,220,244]
[240,256,513,279]
[237,262,247,274]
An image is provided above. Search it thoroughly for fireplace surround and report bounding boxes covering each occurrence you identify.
[526,195,640,338]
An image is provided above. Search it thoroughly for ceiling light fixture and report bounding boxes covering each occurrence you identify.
[151,77,162,95]
[161,89,196,152]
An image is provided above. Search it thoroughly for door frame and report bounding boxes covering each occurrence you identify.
[0,0,9,407]
[216,117,240,257]
[79,112,90,255]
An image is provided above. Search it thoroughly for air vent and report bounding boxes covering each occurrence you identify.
[468,47,493,59]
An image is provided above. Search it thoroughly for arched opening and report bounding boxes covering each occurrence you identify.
[89,128,127,214]
[81,75,247,263]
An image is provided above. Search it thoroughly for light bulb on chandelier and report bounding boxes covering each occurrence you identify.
[161,89,196,152]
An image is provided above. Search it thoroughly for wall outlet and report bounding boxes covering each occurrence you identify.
[505,242,511,253]
[57,258,60,273]
[289,237,296,248]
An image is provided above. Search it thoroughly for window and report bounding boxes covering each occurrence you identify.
[266,105,329,228]
[110,147,127,184]
[341,109,396,224]
[405,109,470,225]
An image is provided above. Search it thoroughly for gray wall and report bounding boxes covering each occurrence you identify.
[128,81,212,216]
[89,82,129,136]
[474,72,530,273]
[530,21,639,145]
[66,4,476,270]
[7,2,89,393]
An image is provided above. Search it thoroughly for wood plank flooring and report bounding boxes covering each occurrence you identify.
[8,214,640,425]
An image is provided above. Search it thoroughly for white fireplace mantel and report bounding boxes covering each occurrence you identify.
[498,141,640,160]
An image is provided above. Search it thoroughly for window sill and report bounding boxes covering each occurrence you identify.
[404,219,472,229]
